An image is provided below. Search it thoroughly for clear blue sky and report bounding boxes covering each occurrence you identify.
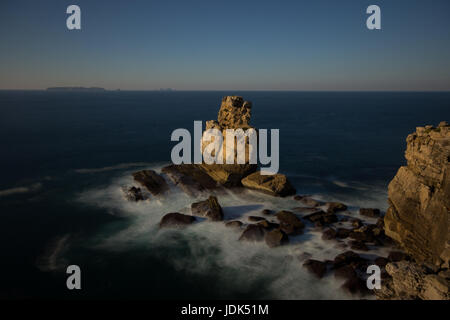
[1,0,449,90]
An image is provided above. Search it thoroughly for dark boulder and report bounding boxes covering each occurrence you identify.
[122,186,146,201]
[161,164,218,196]
[248,216,266,222]
[322,228,337,240]
[275,210,305,235]
[265,229,289,248]
[225,220,243,228]
[359,208,381,218]
[191,196,224,221]
[303,259,328,278]
[326,202,347,213]
[133,170,168,195]
[336,228,352,239]
[334,265,357,280]
[239,224,266,242]
[159,212,196,228]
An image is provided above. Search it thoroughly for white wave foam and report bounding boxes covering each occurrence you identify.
[73,163,394,299]
[0,183,42,197]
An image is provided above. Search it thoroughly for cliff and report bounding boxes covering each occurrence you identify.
[384,121,450,267]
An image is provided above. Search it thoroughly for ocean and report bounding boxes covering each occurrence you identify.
[0,91,449,299]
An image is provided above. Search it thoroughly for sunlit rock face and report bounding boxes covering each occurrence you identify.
[384,121,450,267]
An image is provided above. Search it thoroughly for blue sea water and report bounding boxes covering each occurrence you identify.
[0,91,449,299]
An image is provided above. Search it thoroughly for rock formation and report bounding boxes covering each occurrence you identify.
[384,122,449,266]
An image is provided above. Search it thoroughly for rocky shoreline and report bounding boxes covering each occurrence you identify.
[122,96,449,299]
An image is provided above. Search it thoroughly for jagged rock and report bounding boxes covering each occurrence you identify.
[359,208,381,217]
[239,224,266,242]
[326,202,347,213]
[377,261,450,300]
[225,220,243,228]
[275,210,304,235]
[122,186,146,201]
[191,196,224,221]
[241,171,296,197]
[217,96,252,129]
[132,170,168,195]
[384,123,450,266]
[159,212,196,228]
[161,164,218,195]
[265,229,289,248]
[303,259,328,278]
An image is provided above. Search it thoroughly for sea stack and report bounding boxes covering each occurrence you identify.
[199,96,257,187]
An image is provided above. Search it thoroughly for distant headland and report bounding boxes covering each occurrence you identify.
[46,87,106,92]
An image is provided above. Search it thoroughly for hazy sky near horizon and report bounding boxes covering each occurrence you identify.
[1,0,449,90]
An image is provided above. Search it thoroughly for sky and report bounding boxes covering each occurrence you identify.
[0,0,449,91]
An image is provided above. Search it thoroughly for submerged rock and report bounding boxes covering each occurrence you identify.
[303,210,337,225]
[241,171,296,197]
[298,197,323,207]
[132,170,168,196]
[384,123,449,266]
[159,212,196,228]
[191,195,224,221]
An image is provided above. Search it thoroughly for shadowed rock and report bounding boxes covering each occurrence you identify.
[303,259,327,278]
[265,229,289,248]
[239,224,266,242]
[132,170,168,195]
[191,196,224,221]
[122,186,146,201]
[275,210,304,235]
[326,202,347,213]
[159,212,196,228]
[161,164,218,196]
[359,208,381,217]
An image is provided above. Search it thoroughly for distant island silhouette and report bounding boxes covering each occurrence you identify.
[46,87,106,92]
